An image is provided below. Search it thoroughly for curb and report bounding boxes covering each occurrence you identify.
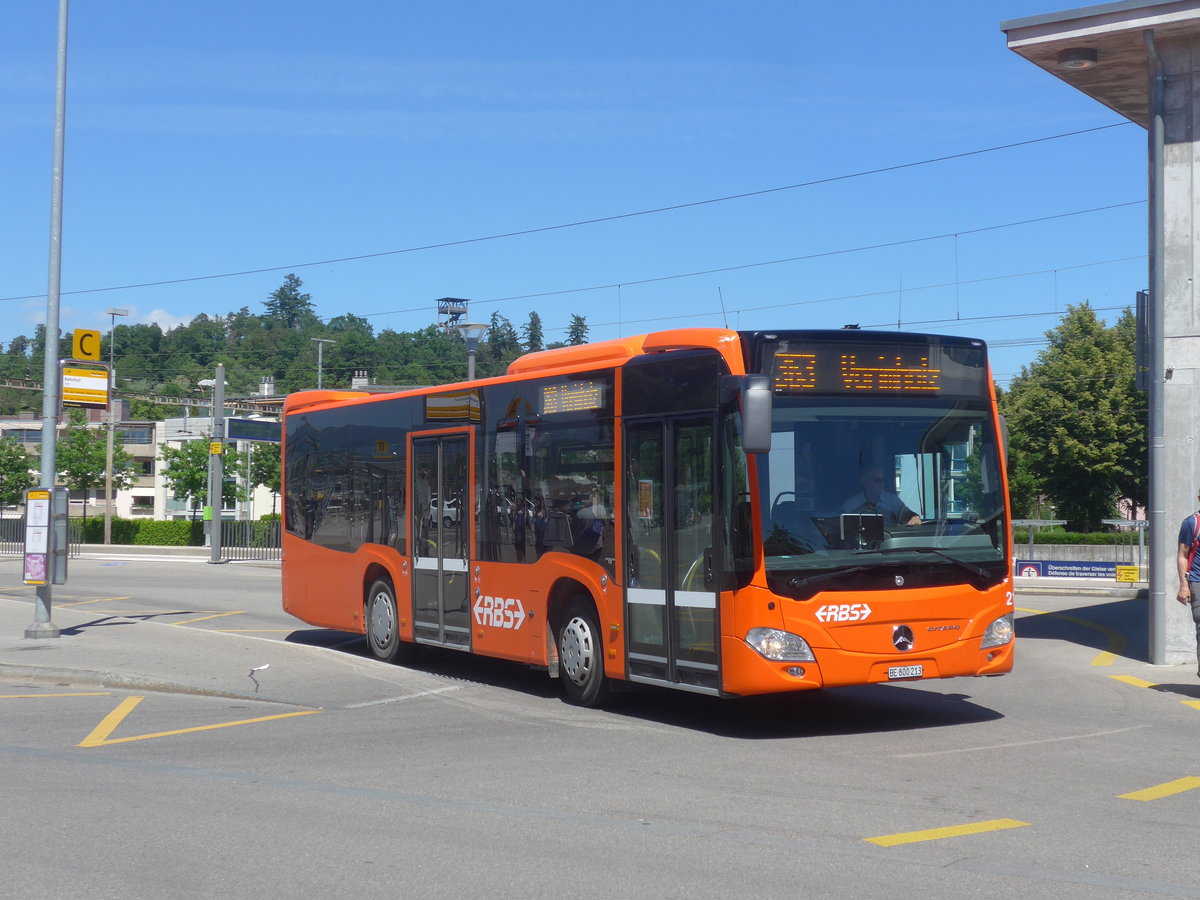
[0,662,313,708]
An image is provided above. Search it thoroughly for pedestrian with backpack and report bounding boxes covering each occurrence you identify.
[1177,494,1200,677]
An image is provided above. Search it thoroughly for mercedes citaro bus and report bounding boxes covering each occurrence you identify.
[281,327,1013,706]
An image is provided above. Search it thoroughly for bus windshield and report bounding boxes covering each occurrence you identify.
[757,395,1006,588]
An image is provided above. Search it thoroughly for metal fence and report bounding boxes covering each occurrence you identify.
[0,517,83,558]
[220,519,281,562]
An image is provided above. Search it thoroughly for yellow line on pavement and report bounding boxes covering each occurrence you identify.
[1110,674,1158,689]
[0,692,111,699]
[1016,606,1127,666]
[170,610,246,626]
[864,818,1029,847]
[1119,777,1200,802]
[59,596,131,607]
[79,695,321,748]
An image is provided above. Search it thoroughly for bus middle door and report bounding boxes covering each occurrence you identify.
[624,415,719,693]
[411,432,472,650]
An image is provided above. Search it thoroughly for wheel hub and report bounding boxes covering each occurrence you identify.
[561,616,594,684]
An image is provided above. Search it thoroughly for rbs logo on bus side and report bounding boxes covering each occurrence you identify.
[473,595,526,630]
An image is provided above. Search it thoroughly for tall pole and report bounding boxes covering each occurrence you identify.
[28,0,70,639]
[312,338,335,389]
[455,322,488,382]
[103,307,128,545]
[206,365,225,564]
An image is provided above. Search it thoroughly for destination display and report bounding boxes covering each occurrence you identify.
[540,380,605,415]
[768,339,986,397]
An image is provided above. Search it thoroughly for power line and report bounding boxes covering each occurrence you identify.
[538,255,1142,334]
[368,200,1145,321]
[0,123,1133,305]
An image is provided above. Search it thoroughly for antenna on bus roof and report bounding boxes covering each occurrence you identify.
[718,286,729,328]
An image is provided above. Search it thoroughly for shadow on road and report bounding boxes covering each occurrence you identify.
[286,628,1003,739]
[1016,596,1149,663]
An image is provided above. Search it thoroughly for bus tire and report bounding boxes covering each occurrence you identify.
[366,577,404,664]
[557,597,609,707]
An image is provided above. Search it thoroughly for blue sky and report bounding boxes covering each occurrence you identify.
[0,1,1147,388]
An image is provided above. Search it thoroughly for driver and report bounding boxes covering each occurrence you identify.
[841,464,921,527]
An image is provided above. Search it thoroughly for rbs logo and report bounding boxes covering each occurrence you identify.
[814,602,873,623]
[473,595,526,630]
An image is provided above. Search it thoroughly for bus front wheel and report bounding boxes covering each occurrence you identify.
[557,597,609,707]
[366,578,404,664]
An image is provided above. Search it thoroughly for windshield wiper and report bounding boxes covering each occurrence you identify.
[789,566,869,589]
[852,546,991,579]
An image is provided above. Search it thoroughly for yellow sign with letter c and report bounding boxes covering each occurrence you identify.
[73,329,101,361]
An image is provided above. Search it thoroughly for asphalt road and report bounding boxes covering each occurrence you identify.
[2,560,1199,899]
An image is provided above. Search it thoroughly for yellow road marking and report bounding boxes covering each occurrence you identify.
[1111,676,1200,713]
[865,818,1029,847]
[1017,606,1127,666]
[1110,674,1157,689]
[59,596,131,607]
[170,610,245,626]
[79,696,321,748]
[0,692,111,699]
[1119,777,1200,802]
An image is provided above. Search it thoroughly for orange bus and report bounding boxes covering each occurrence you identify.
[282,327,1013,706]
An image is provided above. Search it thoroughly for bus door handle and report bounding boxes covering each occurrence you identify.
[704,548,714,589]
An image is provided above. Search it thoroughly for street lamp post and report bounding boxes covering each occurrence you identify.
[312,338,335,388]
[102,307,128,545]
[456,322,489,381]
[198,367,227,563]
[27,0,70,639]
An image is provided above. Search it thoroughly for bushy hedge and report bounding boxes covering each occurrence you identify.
[1012,529,1141,545]
[75,517,207,546]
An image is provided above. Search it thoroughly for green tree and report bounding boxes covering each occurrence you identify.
[1000,302,1144,530]
[160,439,248,521]
[159,439,211,522]
[55,409,137,521]
[487,312,521,355]
[249,443,282,515]
[264,273,317,330]
[522,311,544,353]
[0,436,34,515]
[566,314,589,346]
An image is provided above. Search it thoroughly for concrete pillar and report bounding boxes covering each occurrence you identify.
[1004,3,1200,665]
[1159,32,1200,663]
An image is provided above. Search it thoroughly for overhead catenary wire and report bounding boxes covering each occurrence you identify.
[0,123,1133,305]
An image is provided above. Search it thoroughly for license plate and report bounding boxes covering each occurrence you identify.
[887,664,923,680]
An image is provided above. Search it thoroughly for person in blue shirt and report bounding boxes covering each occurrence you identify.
[1176,492,1200,677]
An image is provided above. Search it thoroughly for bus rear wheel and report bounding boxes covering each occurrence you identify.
[366,577,405,664]
[557,597,609,707]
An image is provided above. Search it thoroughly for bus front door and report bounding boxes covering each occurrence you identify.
[411,434,471,649]
[624,416,719,693]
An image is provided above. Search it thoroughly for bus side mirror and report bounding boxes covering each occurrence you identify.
[740,375,772,454]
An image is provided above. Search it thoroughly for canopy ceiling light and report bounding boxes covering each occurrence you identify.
[1057,47,1098,71]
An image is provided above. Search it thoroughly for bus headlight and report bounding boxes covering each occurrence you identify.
[981,613,1014,649]
[746,628,816,662]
